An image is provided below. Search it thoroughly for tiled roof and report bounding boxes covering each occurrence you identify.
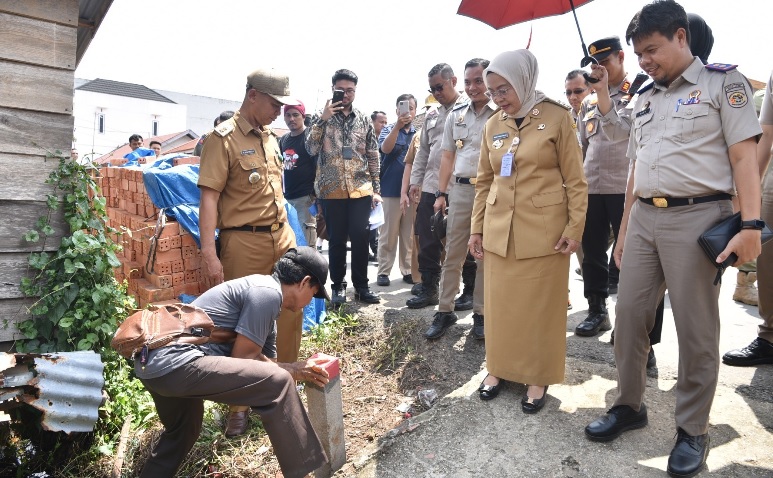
[95,130,198,164]
[76,78,176,103]
[164,138,198,154]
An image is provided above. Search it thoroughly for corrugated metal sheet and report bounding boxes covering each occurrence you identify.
[0,351,105,433]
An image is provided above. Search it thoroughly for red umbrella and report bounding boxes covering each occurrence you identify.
[457,0,598,68]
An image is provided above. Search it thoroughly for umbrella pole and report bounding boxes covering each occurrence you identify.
[568,0,589,57]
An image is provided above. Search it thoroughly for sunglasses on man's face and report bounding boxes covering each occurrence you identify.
[428,79,450,94]
[565,88,588,96]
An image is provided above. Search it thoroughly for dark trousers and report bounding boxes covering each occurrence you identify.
[321,196,372,289]
[139,356,326,478]
[582,193,624,299]
[369,228,378,254]
[416,192,444,279]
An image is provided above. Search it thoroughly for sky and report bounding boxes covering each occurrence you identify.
[75,0,771,127]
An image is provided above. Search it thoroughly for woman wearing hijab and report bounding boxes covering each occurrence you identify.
[687,13,713,64]
[469,49,587,413]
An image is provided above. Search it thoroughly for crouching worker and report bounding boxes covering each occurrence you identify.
[136,246,330,478]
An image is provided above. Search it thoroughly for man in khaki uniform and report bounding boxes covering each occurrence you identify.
[584,2,763,476]
[408,63,468,309]
[429,58,495,340]
[198,68,303,437]
[723,73,773,366]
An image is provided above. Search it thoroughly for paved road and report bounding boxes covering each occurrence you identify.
[345,250,773,477]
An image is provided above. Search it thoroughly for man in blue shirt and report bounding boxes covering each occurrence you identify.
[376,95,417,286]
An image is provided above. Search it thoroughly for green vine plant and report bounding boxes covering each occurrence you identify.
[8,153,157,473]
[18,154,134,353]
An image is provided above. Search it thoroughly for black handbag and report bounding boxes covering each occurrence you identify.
[697,212,773,285]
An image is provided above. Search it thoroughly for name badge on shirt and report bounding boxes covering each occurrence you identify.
[500,153,514,177]
[241,149,256,155]
[342,146,353,160]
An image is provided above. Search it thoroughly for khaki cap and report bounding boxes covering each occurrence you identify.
[246,68,300,106]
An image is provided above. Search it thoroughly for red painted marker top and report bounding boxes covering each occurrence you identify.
[310,352,340,380]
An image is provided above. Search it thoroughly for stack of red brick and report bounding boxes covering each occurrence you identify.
[95,161,209,308]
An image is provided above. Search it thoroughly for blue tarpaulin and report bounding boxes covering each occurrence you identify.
[137,157,325,330]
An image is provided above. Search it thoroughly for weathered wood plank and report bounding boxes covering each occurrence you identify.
[0,253,30,300]
[0,153,61,201]
[0,61,73,114]
[0,298,29,342]
[0,0,77,26]
[0,200,66,253]
[0,12,76,69]
[0,107,72,156]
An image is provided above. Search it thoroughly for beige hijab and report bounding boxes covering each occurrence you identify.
[484,49,546,119]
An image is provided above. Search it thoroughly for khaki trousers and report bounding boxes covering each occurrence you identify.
[613,199,732,435]
[438,183,484,313]
[220,225,303,363]
[377,196,414,277]
[757,168,773,341]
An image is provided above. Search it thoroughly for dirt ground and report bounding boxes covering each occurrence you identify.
[330,301,487,477]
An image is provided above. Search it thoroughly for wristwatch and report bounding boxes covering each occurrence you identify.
[741,219,766,230]
[434,190,448,200]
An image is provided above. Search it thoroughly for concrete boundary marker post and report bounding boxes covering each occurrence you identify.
[306,353,345,477]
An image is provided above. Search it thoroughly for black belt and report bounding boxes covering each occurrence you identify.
[456,177,477,185]
[638,193,732,208]
[221,223,283,233]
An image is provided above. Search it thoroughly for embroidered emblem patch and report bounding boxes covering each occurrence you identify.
[725,82,748,108]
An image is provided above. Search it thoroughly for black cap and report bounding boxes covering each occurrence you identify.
[284,246,330,300]
[588,36,623,62]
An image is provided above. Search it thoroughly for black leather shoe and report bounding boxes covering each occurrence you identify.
[411,282,424,296]
[424,312,458,339]
[575,267,582,277]
[368,253,377,262]
[722,337,773,366]
[667,428,709,478]
[585,404,648,442]
[331,286,347,306]
[471,313,484,340]
[575,313,612,337]
[402,274,415,284]
[478,375,503,401]
[354,287,379,304]
[376,274,390,286]
[454,292,474,311]
[608,283,618,294]
[521,386,549,414]
[647,348,657,369]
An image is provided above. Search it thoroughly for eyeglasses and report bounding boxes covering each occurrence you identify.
[342,88,356,95]
[485,87,512,99]
[428,79,451,94]
[565,88,588,96]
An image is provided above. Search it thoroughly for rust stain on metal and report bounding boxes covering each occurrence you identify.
[0,351,104,433]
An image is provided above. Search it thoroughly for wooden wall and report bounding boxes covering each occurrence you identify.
[0,0,78,344]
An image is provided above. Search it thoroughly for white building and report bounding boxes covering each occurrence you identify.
[73,78,244,162]
[73,78,187,161]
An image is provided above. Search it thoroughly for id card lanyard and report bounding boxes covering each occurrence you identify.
[500,136,520,177]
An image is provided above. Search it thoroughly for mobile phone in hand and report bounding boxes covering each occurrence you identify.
[332,89,345,105]
[398,100,410,116]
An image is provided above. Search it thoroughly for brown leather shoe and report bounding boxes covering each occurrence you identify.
[224,409,250,438]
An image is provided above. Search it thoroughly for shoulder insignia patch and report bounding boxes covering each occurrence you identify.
[540,97,570,111]
[213,121,235,137]
[637,82,654,95]
[705,63,738,72]
[452,102,469,112]
[725,82,748,108]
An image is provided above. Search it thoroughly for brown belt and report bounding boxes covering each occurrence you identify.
[221,223,283,233]
[638,193,732,208]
